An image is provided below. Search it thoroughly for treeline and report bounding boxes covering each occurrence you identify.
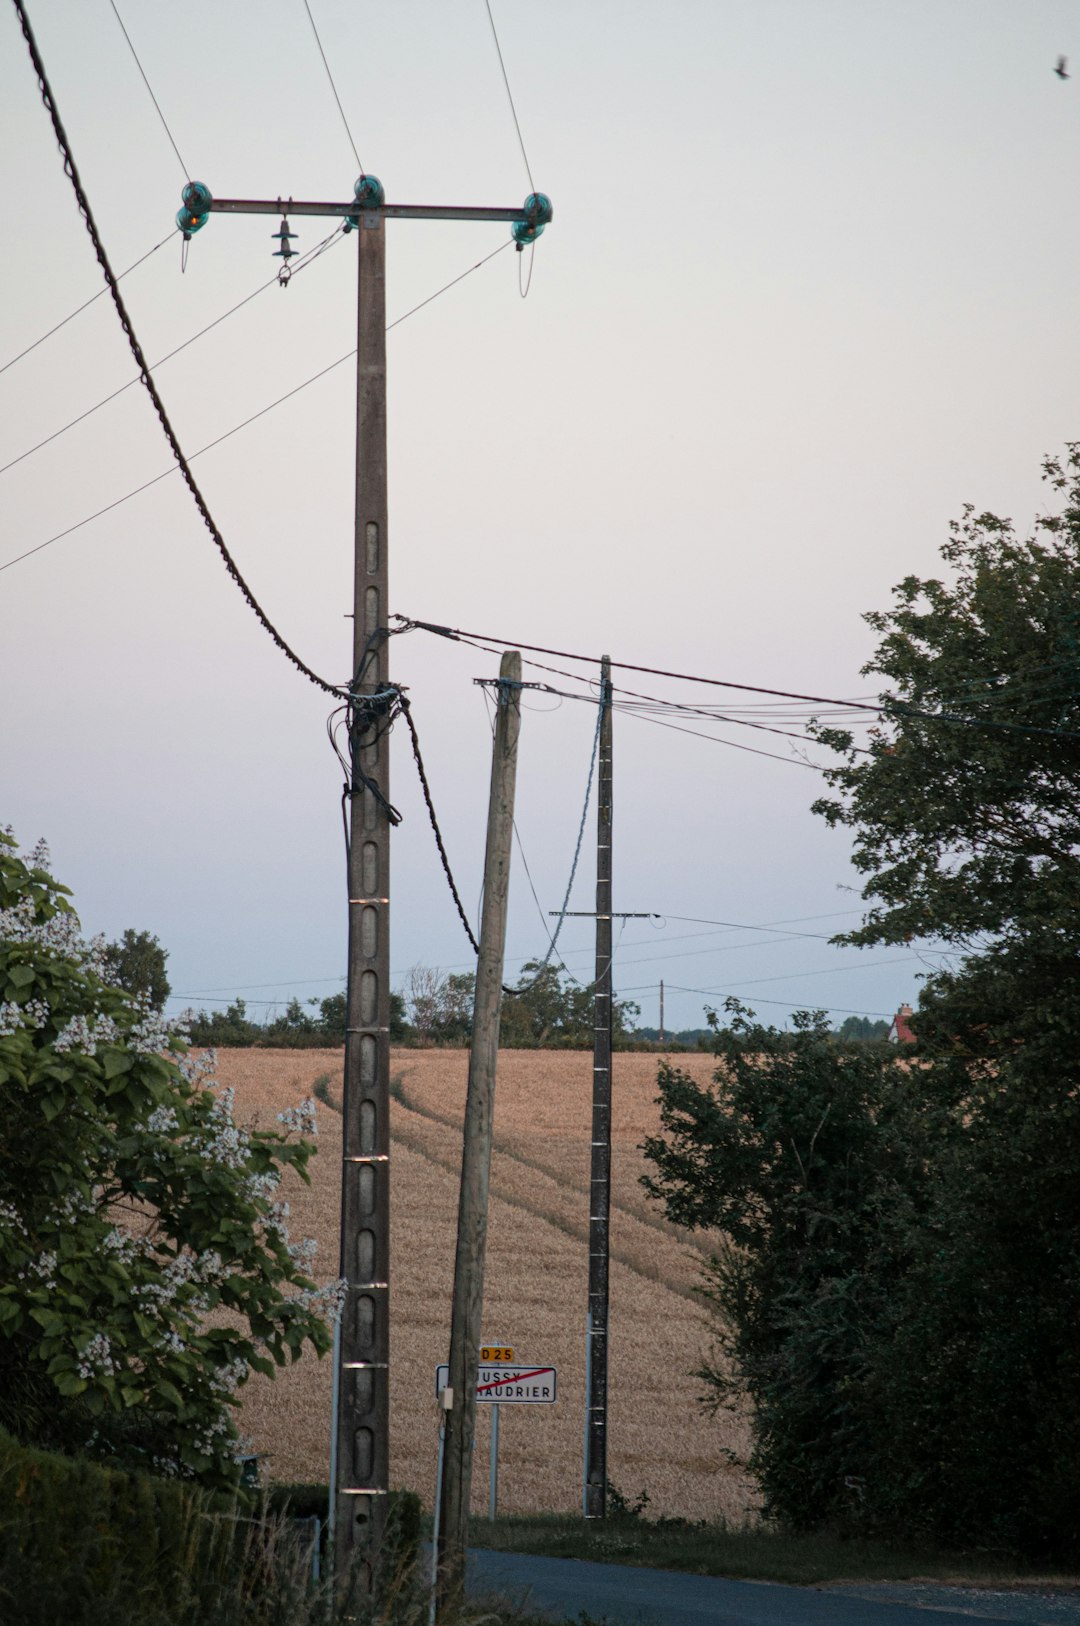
[186,968,891,1050]
[645,457,1080,1562]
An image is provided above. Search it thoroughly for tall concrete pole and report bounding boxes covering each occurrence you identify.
[336,207,391,1582]
[584,656,613,1518]
[436,651,523,1615]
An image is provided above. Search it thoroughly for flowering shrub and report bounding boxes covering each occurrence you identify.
[0,829,343,1490]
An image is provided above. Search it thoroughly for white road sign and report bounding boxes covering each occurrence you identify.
[435,1363,557,1404]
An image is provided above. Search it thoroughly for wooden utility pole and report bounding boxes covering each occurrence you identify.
[176,180,551,1590]
[436,651,523,1615]
[584,656,613,1518]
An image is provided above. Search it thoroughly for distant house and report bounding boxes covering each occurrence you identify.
[888,1003,916,1044]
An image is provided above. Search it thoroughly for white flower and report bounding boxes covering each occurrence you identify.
[179,1049,218,1086]
[102,1225,144,1264]
[288,1237,318,1268]
[209,1357,248,1397]
[55,1188,94,1222]
[27,838,50,870]
[288,1277,348,1324]
[54,1014,94,1054]
[277,1096,318,1137]
[25,1250,58,1288]
[129,1010,174,1055]
[245,1171,281,1205]
[0,1002,21,1037]
[76,1331,116,1379]
[0,1201,26,1235]
[145,1105,180,1134]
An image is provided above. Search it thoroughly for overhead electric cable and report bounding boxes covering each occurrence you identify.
[300,0,364,172]
[0,224,347,478]
[513,694,604,984]
[482,0,535,192]
[107,0,189,179]
[0,229,175,378]
[618,983,894,1020]
[398,618,1080,743]
[12,0,339,694]
[1,238,513,575]
[400,698,481,955]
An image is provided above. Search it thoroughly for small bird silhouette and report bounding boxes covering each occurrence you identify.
[1055,55,1070,79]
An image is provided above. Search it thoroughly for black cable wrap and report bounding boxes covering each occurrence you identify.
[400,698,480,954]
[13,0,340,699]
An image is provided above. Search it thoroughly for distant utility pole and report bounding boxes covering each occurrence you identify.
[660,979,665,1045]
[554,665,653,1520]
[175,178,551,1588]
[586,654,614,1520]
[436,651,523,1616]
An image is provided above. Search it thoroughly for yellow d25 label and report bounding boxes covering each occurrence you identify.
[480,1345,514,1363]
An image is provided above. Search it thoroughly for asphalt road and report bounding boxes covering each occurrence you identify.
[467,1550,1080,1626]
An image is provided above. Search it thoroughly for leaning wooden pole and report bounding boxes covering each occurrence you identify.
[435,650,523,1617]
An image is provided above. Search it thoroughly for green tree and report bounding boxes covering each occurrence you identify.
[404,965,475,1045]
[643,1001,928,1534]
[645,454,1080,1557]
[187,998,262,1048]
[102,928,170,1012]
[0,831,339,1490]
[812,448,1080,951]
[834,1015,889,1042]
[500,961,639,1048]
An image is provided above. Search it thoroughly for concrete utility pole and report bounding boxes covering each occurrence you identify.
[436,651,524,1616]
[585,655,613,1519]
[175,179,550,1590]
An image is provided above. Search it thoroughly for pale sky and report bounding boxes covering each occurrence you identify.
[3,1,1078,1034]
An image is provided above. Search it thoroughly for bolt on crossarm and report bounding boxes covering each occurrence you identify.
[174,176,552,1594]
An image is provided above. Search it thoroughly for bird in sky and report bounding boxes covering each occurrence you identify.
[1055,55,1070,79]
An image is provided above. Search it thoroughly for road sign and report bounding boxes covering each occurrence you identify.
[480,1345,513,1362]
[435,1363,557,1404]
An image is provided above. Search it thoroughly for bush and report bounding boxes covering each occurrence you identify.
[0,831,341,1491]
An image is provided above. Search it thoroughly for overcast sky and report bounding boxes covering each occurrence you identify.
[3,0,1078,1034]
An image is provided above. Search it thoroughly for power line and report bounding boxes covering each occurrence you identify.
[300,0,364,173]
[482,0,535,193]
[514,693,603,981]
[12,0,339,695]
[107,0,189,180]
[1,240,513,576]
[401,698,481,955]
[0,229,176,378]
[398,617,1080,743]
[0,225,347,479]
[624,984,894,1020]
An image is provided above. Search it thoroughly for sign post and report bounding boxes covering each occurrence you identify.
[489,1404,500,1520]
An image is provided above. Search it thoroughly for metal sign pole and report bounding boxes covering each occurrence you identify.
[489,1404,500,1520]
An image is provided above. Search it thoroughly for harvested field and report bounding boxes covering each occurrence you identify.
[219,1047,756,1523]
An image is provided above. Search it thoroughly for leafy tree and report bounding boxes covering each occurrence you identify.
[645,454,1080,1557]
[812,447,1080,952]
[186,998,262,1048]
[102,928,170,1012]
[499,961,639,1048]
[404,965,475,1045]
[0,831,340,1490]
[643,1001,929,1534]
[834,1015,889,1042]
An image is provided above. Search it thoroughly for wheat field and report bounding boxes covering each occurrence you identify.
[221,1047,756,1523]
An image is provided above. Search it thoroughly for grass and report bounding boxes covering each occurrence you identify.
[466,1511,1080,1590]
